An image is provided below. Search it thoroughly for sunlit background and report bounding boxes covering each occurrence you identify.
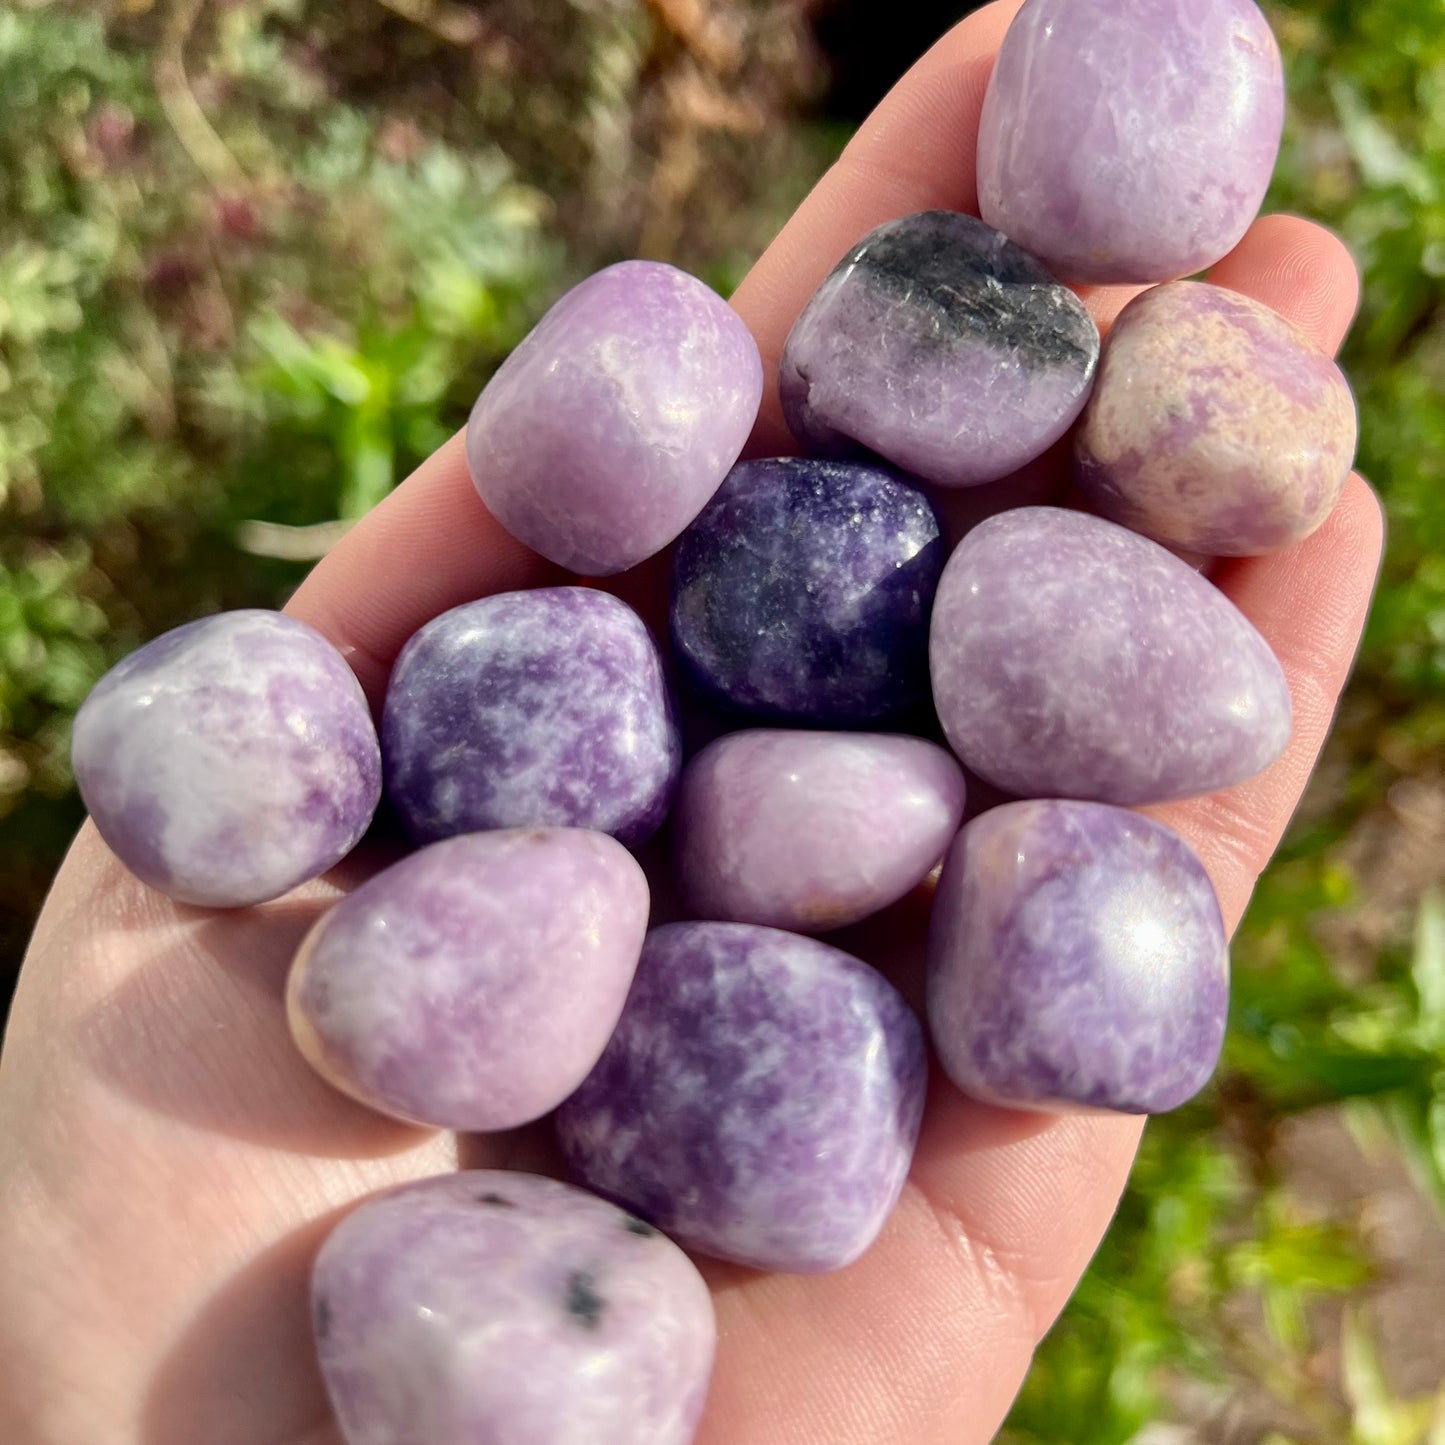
[2,1,1443,1438]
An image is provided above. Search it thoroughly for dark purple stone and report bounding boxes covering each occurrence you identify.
[668,459,947,725]
[382,588,681,847]
[927,799,1229,1114]
[556,921,927,1274]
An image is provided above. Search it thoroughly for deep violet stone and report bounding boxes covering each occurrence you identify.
[313,1171,715,1445]
[673,729,965,934]
[466,261,763,576]
[556,922,927,1274]
[1075,281,1358,555]
[382,588,680,847]
[779,211,1100,487]
[928,508,1292,804]
[669,459,947,725]
[288,829,649,1131]
[977,0,1285,284]
[71,610,380,908]
[927,800,1229,1114]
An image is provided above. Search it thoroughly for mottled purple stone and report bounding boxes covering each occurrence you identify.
[382,588,680,847]
[674,730,965,933]
[288,829,649,1131]
[928,508,1292,804]
[313,1171,715,1445]
[977,0,1285,284]
[779,211,1099,487]
[556,922,927,1274]
[466,261,763,576]
[71,610,380,908]
[669,459,947,725]
[927,800,1229,1113]
[1076,282,1359,555]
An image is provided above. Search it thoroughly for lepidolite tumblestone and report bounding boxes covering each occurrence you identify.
[928,508,1292,804]
[288,829,649,1131]
[670,459,947,724]
[977,0,1284,284]
[72,611,380,908]
[382,588,680,847]
[1076,282,1358,555]
[927,800,1229,1114]
[466,261,762,576]
[674,730,965,933]
[313,1172,715,1445]
[556,922,927,1274]
[779,211,1100,487]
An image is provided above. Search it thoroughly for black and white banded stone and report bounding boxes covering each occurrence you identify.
[779,210,1100,487]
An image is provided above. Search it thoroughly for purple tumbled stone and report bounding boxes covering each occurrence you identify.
[288,829,649,1131]
[673,730,965,934]
[466,261,763,576]
[313,1171,715,1445]
[977,0,1285,284]
[1076,282,1359,555]
[927,800,1229,1114]
[71,610,379,908]
[556,922,927,1274]
[779,211,1099,487]
[669,458,947,725]
[928,508,1292,804]
[382,588,680,848]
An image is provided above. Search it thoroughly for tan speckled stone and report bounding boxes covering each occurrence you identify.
[1075,281,1357,555]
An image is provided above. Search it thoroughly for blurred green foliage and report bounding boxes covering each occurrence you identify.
[3,0,1444,1437]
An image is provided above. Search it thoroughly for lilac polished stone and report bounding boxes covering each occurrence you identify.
[927,800,1229,1113]
[382,588,680,847]
[556,922,926,1274]
[779,211,1099,487]
[928,508,1292,804]
[71,610,379,908]
[977,0,1285,284]
[314,1171,715,1445]
[1076,282,1359,555]
[669,459,947,724]
[466,261,763,576]
[674,730,965,933]
[288,829,649,1131]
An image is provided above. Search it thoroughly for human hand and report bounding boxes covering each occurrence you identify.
[0,3,1381,1441]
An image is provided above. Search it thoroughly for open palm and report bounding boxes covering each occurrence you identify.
[0,4,1381,1442]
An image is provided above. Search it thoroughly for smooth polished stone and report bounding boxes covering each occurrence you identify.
[669,459,947,724]
[314,1172,715,1445]
[466,261,762,576]
[556,922,927,1273]
[382,588,680,848]
[673,730,965,933]
[779,211,1099,486]
[928,508,1292,804]
[1076,282,1358,555]
[71,610,379,908]
[977,0,1284,283]
[288,829,649,1132]
[928,800,1229,1113]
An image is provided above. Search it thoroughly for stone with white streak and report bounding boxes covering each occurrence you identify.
[71,610,380,907]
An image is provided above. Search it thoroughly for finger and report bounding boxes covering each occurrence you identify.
[284,434,559,704]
